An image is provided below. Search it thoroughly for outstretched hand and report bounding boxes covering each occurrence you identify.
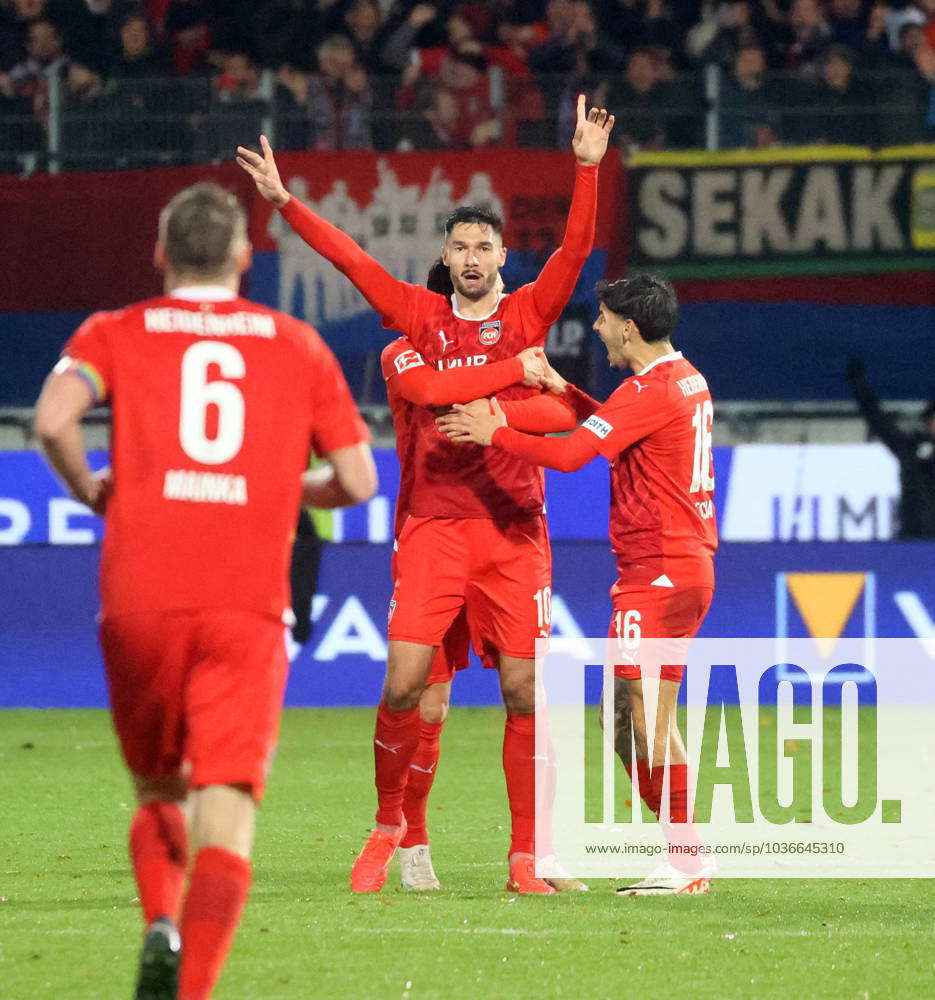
[436,398,507,446]
[571,94,615,166]
[236,135,289,207]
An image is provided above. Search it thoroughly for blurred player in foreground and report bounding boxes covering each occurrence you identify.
[34,182,376,999]
[438,275,718,896]
[237,94,614,894]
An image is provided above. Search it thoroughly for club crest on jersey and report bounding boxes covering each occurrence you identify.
[478,320,501,346]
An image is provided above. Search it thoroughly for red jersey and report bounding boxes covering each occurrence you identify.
[582,352,718,589]
[379,293,553,520]
[279,162,598,522]
[62,288,369,620]
[383,339,419,538]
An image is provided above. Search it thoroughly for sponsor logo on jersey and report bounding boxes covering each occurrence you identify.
[478,320,502,346]
[631,379,647,393]
[387,598,397,623]
[677,373,708,397]
[437,329,455,351]
[394,349,425,375]
[436,355,488,369]
[583,415,613,440]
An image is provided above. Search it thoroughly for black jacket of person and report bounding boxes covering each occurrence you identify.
[847,361,935,539]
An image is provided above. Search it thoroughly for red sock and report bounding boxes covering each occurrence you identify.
[624,759,663,817]
[373,701,421,827]
[401,719,444,847]
[129,801,188,925]
[178,847,251,1000]
[661,763,705,874]
[535,727,557,857]
[503,714,536,857]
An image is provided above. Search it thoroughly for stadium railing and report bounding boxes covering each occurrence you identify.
[0,403,926,450]
[1,66,931,175]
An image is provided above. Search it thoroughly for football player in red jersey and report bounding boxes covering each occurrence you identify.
[237,95,614,894]
[34,183,376,1000]
[439,274,718,896]
[384,326,594,891]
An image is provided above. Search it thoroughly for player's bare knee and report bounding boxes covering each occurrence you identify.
[383,680,423,712]
[133,773,188,805]
[189,783,256,860]
[419,699,448,724]
[500,679,535,716]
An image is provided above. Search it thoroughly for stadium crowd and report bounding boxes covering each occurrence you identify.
[2,0,935,168]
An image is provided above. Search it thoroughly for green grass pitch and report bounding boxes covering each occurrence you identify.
[2,707,932,1000]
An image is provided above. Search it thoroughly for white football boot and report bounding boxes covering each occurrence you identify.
[616,859,715,896]
[398,844,441,890]
[539,854,589,892]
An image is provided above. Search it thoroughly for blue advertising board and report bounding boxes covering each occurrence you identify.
[2,540,934,708]
[0,444,905,546]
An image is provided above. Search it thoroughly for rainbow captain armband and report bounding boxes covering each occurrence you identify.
[54,356,107,403]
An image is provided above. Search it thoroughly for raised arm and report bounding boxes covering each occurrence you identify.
[237,136,414,330]
[846,359,912,457]
[528,97,615,329]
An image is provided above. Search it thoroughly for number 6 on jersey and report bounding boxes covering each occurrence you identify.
[179,341,246,465]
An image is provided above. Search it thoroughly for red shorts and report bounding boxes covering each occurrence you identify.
[609,586,713,683]
[100,610,289,801]
[390,549,471,685]
[389,515,551,662]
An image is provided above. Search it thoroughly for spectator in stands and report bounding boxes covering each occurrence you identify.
[391,7,507,148]
[191,50,268,162]
[606,46,673,151]
[1,16,67,121]
[1,0,49,71]
[847,360,935,539]
[379,2,440,75]
[239,0,326,71]
[164,0,212,75]
[827,0,871,50]
[529,0,624,145]
[884,0,932,52]
[686,0,771,67]
[796,43,877,144]
[718,42,779,147]
[111,10,172,78]
[61,60,120,169]
[596,0,688,57]
[780,0,832,78]
[58,0,137,74]
[396,83,467,150]
[876,21,935,143]
[397,80,502,150]
[278,34,372,151]
[343,0,387,74]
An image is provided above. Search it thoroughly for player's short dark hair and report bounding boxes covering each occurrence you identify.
[443,205,504,239]
[426,258,454,295]
[159,182,247,278]
[595,274,678,343]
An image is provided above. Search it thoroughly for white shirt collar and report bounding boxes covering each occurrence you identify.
[169,285,238,302]
[450,291,506,322]
[637,350,682,376]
